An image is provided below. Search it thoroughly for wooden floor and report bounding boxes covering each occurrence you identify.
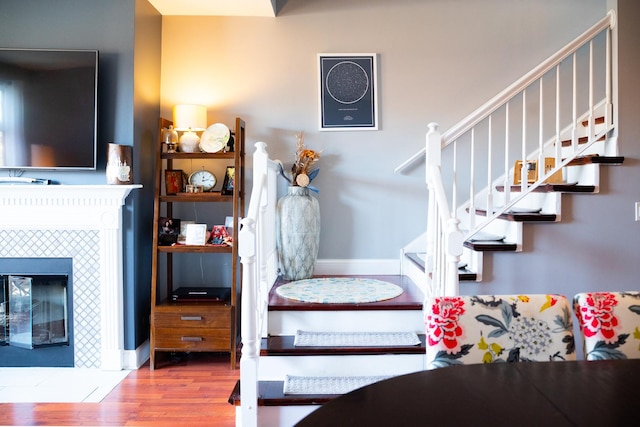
[0,275,420,426]
[0,352,239,426]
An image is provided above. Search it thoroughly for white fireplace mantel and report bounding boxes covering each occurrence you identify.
[0,184,141,370]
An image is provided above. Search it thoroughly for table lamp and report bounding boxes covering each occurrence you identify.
[173,104,207,152]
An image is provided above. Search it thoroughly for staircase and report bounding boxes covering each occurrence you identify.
[229,143,426,426]
[399,10,620,297]
[402,113,624,288]
[230,275,425,426]
[233,10,619,427]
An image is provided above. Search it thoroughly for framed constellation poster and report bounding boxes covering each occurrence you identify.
[318,53,378,131]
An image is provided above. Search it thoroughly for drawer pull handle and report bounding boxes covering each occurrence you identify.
[180,316,202,321]
[181,336,203,342]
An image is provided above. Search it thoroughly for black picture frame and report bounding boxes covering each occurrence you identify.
[318,53,378,131]
[221,166,235,195]
[158,217,181,246]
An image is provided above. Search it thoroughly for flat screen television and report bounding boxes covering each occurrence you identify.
[0,48,98,170]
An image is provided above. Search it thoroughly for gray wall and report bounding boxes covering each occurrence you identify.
[0,0,161,351]
[160,0,637,295]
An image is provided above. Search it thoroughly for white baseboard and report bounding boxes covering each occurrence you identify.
[122,340,150,370]
[314,259,400,275]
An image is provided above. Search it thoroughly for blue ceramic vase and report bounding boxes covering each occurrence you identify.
[276,186,320,280]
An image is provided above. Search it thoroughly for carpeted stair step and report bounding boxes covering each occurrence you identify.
[229,380,338,407]
[229,375,394,408]
[261,333,426,356]
[283,374,390,395]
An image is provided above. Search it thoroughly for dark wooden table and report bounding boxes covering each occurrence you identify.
[296,359,640,426]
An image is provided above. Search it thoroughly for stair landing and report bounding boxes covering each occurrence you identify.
[268,275,424,311]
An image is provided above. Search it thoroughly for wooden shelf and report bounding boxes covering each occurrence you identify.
[149,117,245,370]
[161,151,235,160]
[159,192,233,203]
[157,244,232,253]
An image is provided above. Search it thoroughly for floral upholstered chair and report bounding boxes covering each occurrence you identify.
[425,294,576,369]
[573,291,640,360]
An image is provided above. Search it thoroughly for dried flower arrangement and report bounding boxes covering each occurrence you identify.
[278,132,321,191]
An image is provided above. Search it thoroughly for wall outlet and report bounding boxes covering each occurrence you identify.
[636,202,640,221]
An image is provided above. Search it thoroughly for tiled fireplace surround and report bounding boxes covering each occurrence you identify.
[1,185,140,370]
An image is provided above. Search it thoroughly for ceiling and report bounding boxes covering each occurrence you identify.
[147,0,277,17]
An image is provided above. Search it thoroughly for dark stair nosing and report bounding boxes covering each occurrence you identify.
[260,335,426,356]
[566,154,625,166]
[229,380,339,407]
[471,208,557,222]
[495,183,596,193]
[464,240,518,252]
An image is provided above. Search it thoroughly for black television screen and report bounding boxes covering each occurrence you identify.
[0,48,98,170]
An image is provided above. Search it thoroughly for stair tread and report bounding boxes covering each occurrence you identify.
[261,334,426,356]
[495,183,596,193]
[229,380,341,407]
[566,154,625,166]
[464,240,518,252]
[268,275,423,311]
[472,208,557,222]
[404,252,478,281]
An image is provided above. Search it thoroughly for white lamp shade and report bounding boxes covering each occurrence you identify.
[173,104,207,131]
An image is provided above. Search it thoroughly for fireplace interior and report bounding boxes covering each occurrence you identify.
[0,258,74,367]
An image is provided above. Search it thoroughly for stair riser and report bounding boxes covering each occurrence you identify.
[402,256,429,291]
[258,354,425,380]
[238,405,318,427]
[565,162,599,187]
[268,310,424,335]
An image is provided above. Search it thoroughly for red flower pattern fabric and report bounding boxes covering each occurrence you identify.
[577,292,619,343]
[426,297,465,354]
[425,294,576,369]
[574,291,640,360]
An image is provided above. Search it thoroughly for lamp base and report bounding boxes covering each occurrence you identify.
[179,131,201,153]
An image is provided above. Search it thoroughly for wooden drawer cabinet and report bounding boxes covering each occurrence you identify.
[153,307,231,329]
[153,328,231,351]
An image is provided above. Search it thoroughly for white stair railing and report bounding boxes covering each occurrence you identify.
[398,10,617,297]
[239,142,279,427]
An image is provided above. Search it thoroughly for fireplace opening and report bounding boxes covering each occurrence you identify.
[0,258,74,367]
[3,275,69,349]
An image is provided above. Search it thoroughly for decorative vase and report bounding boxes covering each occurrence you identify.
[106,143,133,185]
[276,186,320,281]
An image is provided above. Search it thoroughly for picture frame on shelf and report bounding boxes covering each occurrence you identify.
[209,225,230,245]
[184,223,208,246]
[221,166,235,195]
[158,217,181,246]
[178,220,195,244]
[165,169,183,195]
